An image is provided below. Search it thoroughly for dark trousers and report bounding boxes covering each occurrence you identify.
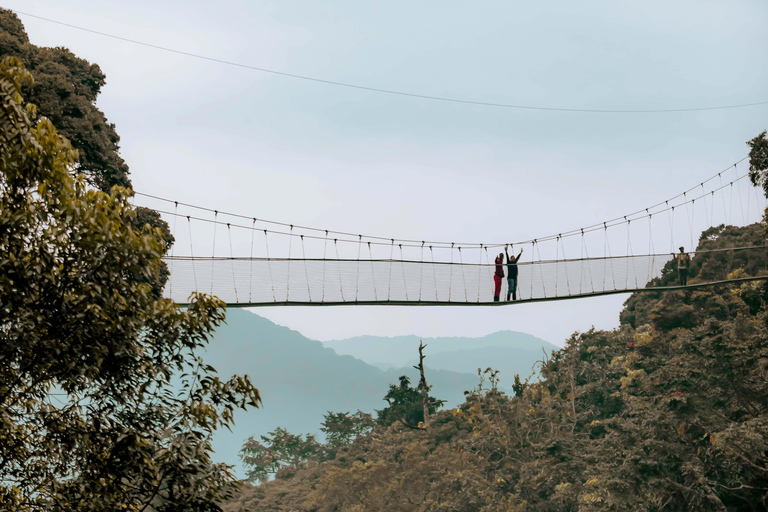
[507,277,517,300]
[679,268,688,286]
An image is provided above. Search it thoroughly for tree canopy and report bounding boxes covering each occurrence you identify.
[0,8,129,191]
[0,56,260,512]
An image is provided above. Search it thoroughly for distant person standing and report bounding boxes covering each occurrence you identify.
[494,252,504,301]
[505,245,523,301]
[676,246,691,286]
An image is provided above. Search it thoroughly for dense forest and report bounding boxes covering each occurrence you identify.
[224,219,768,511]
[3,7,768,511]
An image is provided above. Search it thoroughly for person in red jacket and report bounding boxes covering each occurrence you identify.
[493,252,504,301]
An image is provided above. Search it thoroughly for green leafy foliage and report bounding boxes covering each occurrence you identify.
[0,8,128,191]
[748,130,768,198]
[375,375,444,428]
[0,9,174,294]
[239,428,323,484]
[320,410,376,449]
[0,57,260,512]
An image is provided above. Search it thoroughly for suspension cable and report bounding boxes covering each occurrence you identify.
[134,157,749,249]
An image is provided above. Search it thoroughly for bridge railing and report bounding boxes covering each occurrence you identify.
[162,246,766,306]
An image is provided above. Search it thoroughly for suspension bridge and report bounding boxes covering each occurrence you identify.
[134,158,768,307]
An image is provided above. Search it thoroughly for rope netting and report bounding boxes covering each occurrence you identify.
[132,158,768,306]
[161,247,766,305]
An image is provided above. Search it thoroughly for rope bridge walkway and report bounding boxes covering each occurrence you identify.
[134,157,768,306]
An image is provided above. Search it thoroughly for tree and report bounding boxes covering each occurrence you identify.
[0,56,260,512]
[239,428,322,484]
[0,8,128,191]
[0,10,174,294]
[748,130,768,198]
[320,410,376,449]
[376,375,443,429]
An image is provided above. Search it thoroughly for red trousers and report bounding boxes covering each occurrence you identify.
[493,275,502,299]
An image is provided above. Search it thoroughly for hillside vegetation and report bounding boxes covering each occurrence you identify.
[226,219,768,511]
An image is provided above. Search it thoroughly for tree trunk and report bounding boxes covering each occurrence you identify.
[415,340,430,429]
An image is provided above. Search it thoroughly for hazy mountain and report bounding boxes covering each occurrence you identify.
[324,331,559,387]
[203,309,479,477]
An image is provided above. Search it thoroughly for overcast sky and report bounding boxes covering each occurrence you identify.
[7,0,768,345]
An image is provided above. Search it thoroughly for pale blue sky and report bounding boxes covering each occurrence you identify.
[7,0,768,345]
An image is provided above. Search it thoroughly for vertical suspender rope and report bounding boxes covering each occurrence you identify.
[322,231,329,302]
[734,175,745,226]
[286,226,293,301]
[458,247,468,302]
[302,235,312,302]
[602,223,608,292]
[227,224,239,303]
[169,201,178,299]
[683,193,691,252]
[579,231,584,295]
[249,219,256,303]
[626,219,638,288]
[729,181,734,226]
[477,244,483,302]
[719,174,728,225]
[264,230,276,302]
[624,219,629,289]
[418,241,425,301]
[687,196,695,252]
[530,241,535,299]
[561,235,571,295]
[430,246,438,301]
[582,230,595,293]
[535,240,546,298]
[187,216,197,294]
[400,244,408,301]
[554,237,560,297]
[745,173,751,222]
[355,235,362,301]
[448,243,455,302]
[211,210,218,294]
[387,239,394,301]
[334,240,345,301]
[368,242,378,301]
[484,246,492,301]
[606,225,616,290]
[666,203,674,253]
[648,213,654,286]
[701,184,710,227]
